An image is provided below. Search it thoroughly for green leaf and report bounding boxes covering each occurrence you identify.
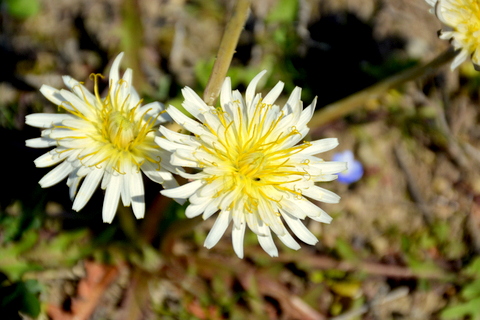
[334,238,359,262]
[0,231,40,281]
[0,280,42,318]
[266,0,298,23]
[462,279,480,300]
[441,297,480,319]
[5,0,40,18]
[465,257,480,276]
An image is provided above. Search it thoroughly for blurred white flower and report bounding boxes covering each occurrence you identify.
[157,71,346,258]
[26,53,179,223]
[427,0,480,70]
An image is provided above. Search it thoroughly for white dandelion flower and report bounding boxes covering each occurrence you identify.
[26,53,179,223]
[427,0,480,70]
[157,71,346,258]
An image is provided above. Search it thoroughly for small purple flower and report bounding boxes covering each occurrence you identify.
[332,150,363,184]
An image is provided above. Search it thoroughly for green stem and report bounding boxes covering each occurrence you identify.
[203,0,252,106]
[117,205,139,242]
[120,0,150,93]
[309,48,458,128]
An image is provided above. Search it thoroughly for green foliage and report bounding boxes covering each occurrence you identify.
[334,238,360,262]
[0,278,42,318]
[194,59,263,98]
[265,0,298,23]
[26,229,91,267]
[361,56,418,81]
[4,0,40,18]
[0,230,41,281]
[441,257,480,319]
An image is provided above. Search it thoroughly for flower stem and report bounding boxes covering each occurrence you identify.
[309,48,458,128]
[117,205,139,242]
[203,0,252,106]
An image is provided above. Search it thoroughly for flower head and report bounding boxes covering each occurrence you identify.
[157,71,346,258]
[427,0,480,70]
[26,53,179,223]
[332,150,363,184]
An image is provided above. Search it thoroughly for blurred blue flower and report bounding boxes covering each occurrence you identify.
[332,150,363,184]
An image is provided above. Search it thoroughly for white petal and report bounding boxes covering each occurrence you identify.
[72,168,104,211]
[284,86,302,114]
[109,53,124,88]
[297,97,317,128]
[62,76,98,108]
[159,125,199,146]
[139,161,164,184]
[38,161,73,187]
[220,77,233,110]
[59,89,95,118]
[25,113,74,128]
[204,210,232,249]
[202,200,220,220]
[138,102,170,124]
[160,179,203,199]
[26,137,56,148]
[185,201,209,218]
[169,106,211,137]
[155,136,184,153]
[281,197,325,219]
[302,185,341,203]
[182,86,210,118]
[130,170,145,219]
[120,170,131,207]
[450,49,468,70]
[68,174,82,201]
[309,211,333,224]
[40,85,66,106]
[232,220,246,258]
[282,212,318,245]
[263,81,284,105]
[313,161,347,175]
[257,228,278,257]
[34,151,64,168]
[278,232,301,250]
[102,173,122,223]
[245,70,267,108]
[170,152,199,168]
[301,138,339,155]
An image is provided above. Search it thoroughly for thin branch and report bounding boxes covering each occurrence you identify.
[203,0,252,106]
[309,48,458,128]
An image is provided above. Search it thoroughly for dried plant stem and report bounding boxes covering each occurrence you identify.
[120,0,149,93]
[309,48,458,128]
[203,0,251,105]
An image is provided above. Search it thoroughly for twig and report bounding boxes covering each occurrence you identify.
[116,269,150,320]
[393,141,433,226]
[309,48,457,128]
[435,88,471,171]
[259,252,453,280]
[47,261,119,320]
[203,0,252,106]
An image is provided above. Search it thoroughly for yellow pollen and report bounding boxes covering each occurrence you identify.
[107,111,135,149]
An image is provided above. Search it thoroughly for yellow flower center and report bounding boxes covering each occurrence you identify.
[56,74,161,172]
[199,101,312,212]
[106,111,135,149]
[463,1,480,37]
